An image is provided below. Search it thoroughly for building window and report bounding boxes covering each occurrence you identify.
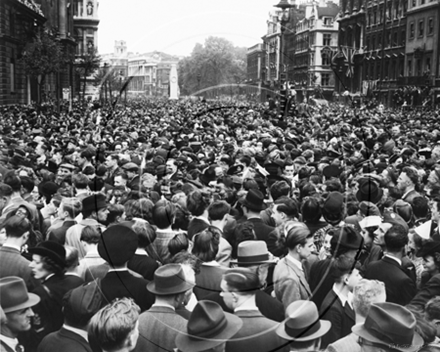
[401,30,406,45]
[393,32,398,46]
[419,20,424,37]
[408,59,412,75]
[10,55,15,93]
[412,0,416,7]
[421,0,425,4]
[322,73,330,86]
[426,57,431,72]
[387,31,392,47]
[372,35,376,50]
[323,17,332,26]
[322,53,331,66]
[409,22,415,39]
[428,17,434,35]
[323,33,332,46]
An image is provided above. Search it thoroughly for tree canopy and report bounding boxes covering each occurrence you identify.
[178,37,247,96]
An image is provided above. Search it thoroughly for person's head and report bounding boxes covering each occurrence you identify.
[384,224,408,254]
[285,226,314,260]
[88,298,140,352]
[58,197,82,221]
[192,226,221,262]
[0,276,40,338]
[269,180,291,201]
[397,166,419,191]
[29,241,67,279]
[152,199,176,229]
[425,297,440,337]
[284,162,295,178]
[80,225,101,246]
[168,232,189,256]
[105,154,119,169]
[72,173,90,190]
[373,222,393,247]
[331,254,362,292]
[114,172,128,188]
[412,196,429,220]
[352,279,387,320]
[208,200,231,222]
[329,225,364,259]
[3,215,31,241]
[65,245,80,272]
[19,176,34,195]
[275,300,331,351]
[220,267,260,310]
[0,183,13,212]
[82,194,109,223]
[4,171,22,193]
[271,196,299,226]
[166,158,178,174]
[187,190,210,216]
[322,192,345,225]
[106,203,125,224]
[417,242,440,276]
[301,196,322,223]
[127,198,154,222]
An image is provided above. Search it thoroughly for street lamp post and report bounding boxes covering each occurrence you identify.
[274,0,295,117]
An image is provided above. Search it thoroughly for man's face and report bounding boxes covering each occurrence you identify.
[397,172,411,190]
[271,205,284,226]
[298,237,315,260]
[166,160,177,174]
[373,223,393,246]
[97,208,109,222]
[114,175,126,187]
[57,167,71,179]
[106,157,117,169]
[284,165,295,178]
[391,126,400,137]
[35,144,44,156]
[432,201,440,222]
[220,280,235,310]
[57,203,67,220]
[5,307,35,335]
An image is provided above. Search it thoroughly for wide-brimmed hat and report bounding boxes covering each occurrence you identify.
[352,302,423,352]
[29,241,66,268]
[82,193,107,213]
[323,164,342,179]
[322,191,344,215]
[276,300,331,341]
[98,224,138,266]
[200,167,217,185]
[238,189,267,211]
[356,178,383,204]
[175,300,243,352]
[231,241,276,266]
[416,241,440,258]
[330,225,364,251]
[147,264,195,295]
[0,276,40,313]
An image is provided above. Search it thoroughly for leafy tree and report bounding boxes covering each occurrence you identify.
[20,28,72,105]
[76,48,101,102]
[178,37,247,96]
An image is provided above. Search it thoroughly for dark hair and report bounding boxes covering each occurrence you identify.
[0,183,13,197]
[130,198,154,222]
[231,222,257,258]
[187,190,210,216]
[285,227,312,250]
[170,251,202,275]
[4,215,31,238]
[299,182,317,200]
[168,233,189,256]
[331,255,360,283]
[270,180,290,201]
[41,255,65,276]
[152,199,176,229]
[73,173,90,189]
[301,196,322,223]
[384,224,408,252]
[4,171,21,192]
[274,196,299,219]
[132,221,156,248]
[20,176,34,194]
[80,225,101,244]
[208,200,231,221]
[402,166,420,187]
[192,226,221,262]
[63,289,92,328]
[425,296,440,321]
[325,179,343,193]
[61,197,83,219]
[106,204,125,224]
[412,196,429,219]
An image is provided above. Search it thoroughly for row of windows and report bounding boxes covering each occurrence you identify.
[366,1,407,27]
[408,17,435,39]
[365,29,406,51]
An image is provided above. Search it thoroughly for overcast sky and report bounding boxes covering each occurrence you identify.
[98,0,274,56]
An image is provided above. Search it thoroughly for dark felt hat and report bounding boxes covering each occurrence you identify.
[29,241,66,269]
[416,241,440,258]
[147,264,195,295]
[0,276,40,313]
[98,224,138,266]
[82,193,107,213]
[323,165,342,179]
[356,178,383,204]
[238,188,267,211]
[200,167,217,185]
[323,192,345,214]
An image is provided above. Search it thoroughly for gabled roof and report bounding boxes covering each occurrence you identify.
[317,6,339,18]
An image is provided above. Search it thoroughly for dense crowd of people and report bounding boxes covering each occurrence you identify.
[0,97,440,352]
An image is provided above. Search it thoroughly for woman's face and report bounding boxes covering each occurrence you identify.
[16,206,29,219]
[29,254,51,280]
[423,256,438,274]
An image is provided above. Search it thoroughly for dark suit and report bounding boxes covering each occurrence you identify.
[309,258,334,309]
[128,254,159,281]
[226,310,289,352]
[47,220,76,244]
[204,289,285,322]
[128,175,141,191]
[320,289,356,348]
[245,218,274,244]
[0,246,39,291]
[363,256,416,306]
[37,327,91,352]
[187,218,209,240]
[134,306,187,352]
[100,270,154,312]
[409,273,440,310]
[194,264,229,300]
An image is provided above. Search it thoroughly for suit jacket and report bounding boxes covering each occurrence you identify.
[0,246,38,291]
[0,340,15,352]
[273,257,312,309]
[47,220,76,245]
[204,289,285,323]
[100,270,154,312]
[363,256,417,306]
[326,332,361,352]
[226,310,289,352]
[410,273,440,310]
[128,253,159,281]
[320,289,356,348]
[194,264,229,300]
[134,306,187,352]
[245,218,274,244]
[309,258,334,309]
[37,327,91,352]
[128,175,141,191]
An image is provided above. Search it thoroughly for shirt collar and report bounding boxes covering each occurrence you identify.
[286,254,304,272]
[152,303,175,311]
[108,268,129,273]
[194,216,210,224]
[332,283,354,309]
[203,261,220,267]
[401,187,415,200]
[0,334,19,351]
[135,248,148,256]
[62,324,89,342]
[384,253,402,266]
[2,243,21,252]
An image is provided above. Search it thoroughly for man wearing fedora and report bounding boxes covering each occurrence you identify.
[238,189,274,244]
[352,302,423,352]
[275,300,331,352]
[65,194,108,259]
[98,224,154,312]
[134,264,195,352]
[0,276,40,352]
[175,300,243,352]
